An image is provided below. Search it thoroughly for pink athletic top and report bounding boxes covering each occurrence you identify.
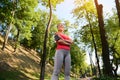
[55,33,71,50]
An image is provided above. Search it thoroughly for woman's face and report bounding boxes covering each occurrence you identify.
[57,24,64,32]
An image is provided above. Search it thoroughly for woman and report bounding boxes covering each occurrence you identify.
[51,23,73,80]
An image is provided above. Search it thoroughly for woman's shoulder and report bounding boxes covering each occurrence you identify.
[55,32,63,36]
[54,32,70,38]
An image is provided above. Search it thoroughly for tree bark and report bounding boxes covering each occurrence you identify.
[40,0,52,80]
[94,0,113,76]
[115,0,120,26]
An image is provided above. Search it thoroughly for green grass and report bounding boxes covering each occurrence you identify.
[44,73,77,80]
[45,77,77,80]
[93,76,120,80]
[0,71,78,80]
[31,72,40,79]
[0,70,29,80]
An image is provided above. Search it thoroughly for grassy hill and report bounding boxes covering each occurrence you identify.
[0,36,80,80]
[0,36,54,80]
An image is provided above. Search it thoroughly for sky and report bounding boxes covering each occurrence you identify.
[54,0,75,23]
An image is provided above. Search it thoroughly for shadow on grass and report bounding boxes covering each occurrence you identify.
[0,62,31,80]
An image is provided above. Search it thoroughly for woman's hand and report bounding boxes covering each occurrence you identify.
[57,39,71,46]
[65,39,73,44]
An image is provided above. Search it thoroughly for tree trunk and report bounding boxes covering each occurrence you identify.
[115,0,120,26]
[40,0,52,80]
[86,11,101,77]
[94,0,113,76]
[1,23,12,50]
[14,28,20,52]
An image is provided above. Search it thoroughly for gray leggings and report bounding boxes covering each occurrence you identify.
[51,49,71,80]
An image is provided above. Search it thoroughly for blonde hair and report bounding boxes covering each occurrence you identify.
[57,23,64,28]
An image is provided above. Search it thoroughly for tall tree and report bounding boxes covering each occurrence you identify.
[85,1,101,76]
[94,0,113,76]
[86,12,101,76]
[40,0,52,79]
[72,0,101,76]
[40,0,64,79]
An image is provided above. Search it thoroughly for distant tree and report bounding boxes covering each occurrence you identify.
[0,0,38,51]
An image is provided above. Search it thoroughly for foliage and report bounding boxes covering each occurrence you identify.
[40,0,64,8]
[72,0,101,53]
[0,0,15,24]
[14,0,38,39]
[28,10,61,51]
[0,0,39,51]
[93,75,120,80]
[70,43,88,76]
[73,0,97,25]
[105,11,120,59]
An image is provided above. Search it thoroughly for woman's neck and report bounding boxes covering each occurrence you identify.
[58,31,63,33]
